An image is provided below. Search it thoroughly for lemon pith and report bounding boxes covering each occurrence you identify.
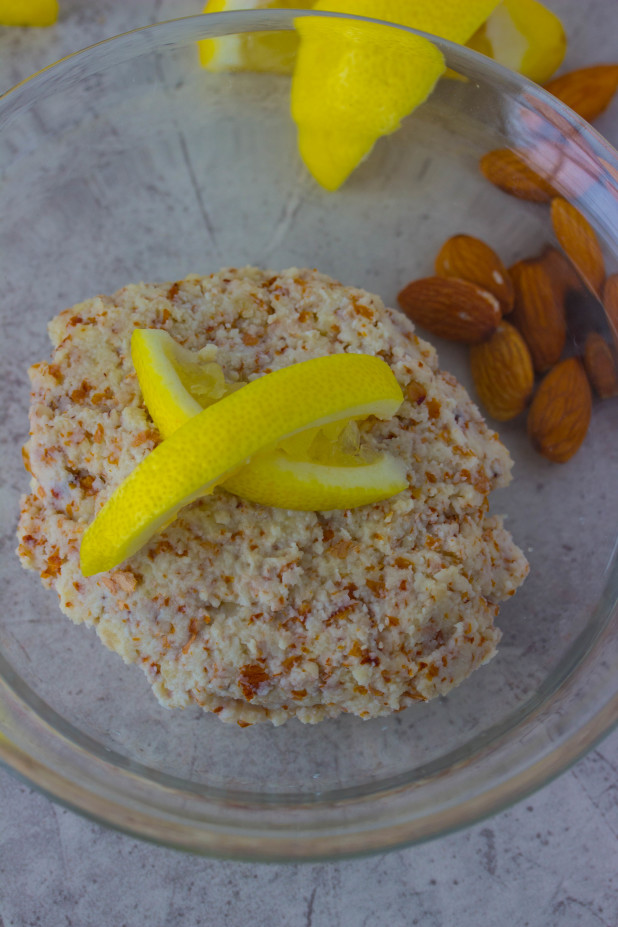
[80,353,404,576]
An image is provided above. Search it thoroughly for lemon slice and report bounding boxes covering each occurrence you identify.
[291,0,501,190]
[467,0,566,84]
[131,329,407,513]
[0,0,58,26]
[80,353,403,576]
[198,0,315,73]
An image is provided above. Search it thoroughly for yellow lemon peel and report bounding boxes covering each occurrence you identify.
[0,0,58,26]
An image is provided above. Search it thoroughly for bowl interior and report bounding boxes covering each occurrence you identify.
[0,11,616,845]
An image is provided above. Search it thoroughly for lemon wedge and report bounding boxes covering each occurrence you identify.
[80,353,404,576]
[467,0,566,84]
[0,0,58,26]
[131,329,229,438]
[131,329,407,515]
[291,0,501,190]
[197,0,315,73]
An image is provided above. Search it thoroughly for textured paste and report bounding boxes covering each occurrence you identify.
[17,268,528,725]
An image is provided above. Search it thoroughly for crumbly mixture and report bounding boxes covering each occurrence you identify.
[17,267,528,725]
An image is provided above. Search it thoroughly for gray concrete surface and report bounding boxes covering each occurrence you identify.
[0,2,617,925]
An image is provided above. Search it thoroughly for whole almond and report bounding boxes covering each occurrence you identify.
[544,64,618,123]
[397,277,501,344]
[470,321,534,421]
[510,258,567,372]
[480,148,557,203]
[603,274,618,350]
[536,244,585,299]
[550,197,605,297]
[583,332,618,399]
[527,357,592,463]
[435,234,514,314]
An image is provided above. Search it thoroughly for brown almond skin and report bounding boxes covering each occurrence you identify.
[550,197,605,298]
[470,321,534,421]
[435,234,514,314]
[544,64,618,123]
[510,258,567,373]
[480,149,557,203]
[528,357,592,463]
[583,332,618,399]
[397,277,501,344]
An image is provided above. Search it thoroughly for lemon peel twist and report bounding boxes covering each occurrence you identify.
[80,350,404,576]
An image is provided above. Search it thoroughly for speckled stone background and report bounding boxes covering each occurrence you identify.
[0,2,617,925]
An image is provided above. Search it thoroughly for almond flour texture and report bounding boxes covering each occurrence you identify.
[17,267,528,725]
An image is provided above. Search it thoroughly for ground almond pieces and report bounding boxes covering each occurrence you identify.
[17,267,528,726]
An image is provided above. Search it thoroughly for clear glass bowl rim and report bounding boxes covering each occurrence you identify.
[0,9,616,861]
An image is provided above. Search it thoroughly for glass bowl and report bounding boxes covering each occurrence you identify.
[0,10,616,861]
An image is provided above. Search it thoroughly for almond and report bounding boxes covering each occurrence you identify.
[550,197,605,297]
[603,274,618,351]
[509,258,566,373]
[480,148,557,203]
[470,321,534,421]
[583,332,618,399]
[435,234,514,314]
[397,277,501,344]
[527,357,592,463]
[536,244,585,300]
[544,64,618,123]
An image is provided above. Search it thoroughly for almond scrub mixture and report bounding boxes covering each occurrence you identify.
[17,267,528,725]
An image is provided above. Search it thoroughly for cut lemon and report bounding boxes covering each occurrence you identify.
[467,0,566,84]
[291,0,501,190]
[131,329,228,438]
[131,329,407,515]
[0,0,58,26]
[197,0,315,74]
[80,353,404,576]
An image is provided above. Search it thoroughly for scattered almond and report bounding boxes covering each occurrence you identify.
[470,321,534,421]
[397,277,501,344]
[583,332,618,399]
[510,258,566,373]
[479,148,557,203]
[536,244,585,300]
[527,357,592,463]
[550,197,605,297]
[603,274,618,351]
[544,64,618,123]
[435,234,514,314]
